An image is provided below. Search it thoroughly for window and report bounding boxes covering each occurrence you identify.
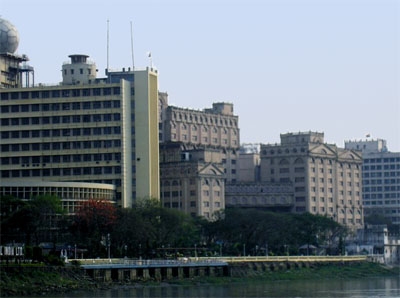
[83,102,91,109]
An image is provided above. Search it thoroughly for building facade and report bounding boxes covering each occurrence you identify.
[1,51,159,209]
[0,181,116,215]
[345,139,400,225]
[158,97,240,218]
[160,100,240,183]
[260,132,364,230]
[237,143,261,182]
[160,142,225,219]
[225,182,294,212]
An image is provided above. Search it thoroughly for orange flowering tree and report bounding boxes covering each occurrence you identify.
[71,199,117,256]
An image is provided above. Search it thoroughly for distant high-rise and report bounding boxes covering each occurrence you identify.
[345,139,400,225]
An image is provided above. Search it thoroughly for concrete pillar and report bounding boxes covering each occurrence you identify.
[178,267,184,279]
[118,269,124,281]
[166,268,173,279]
[130,269,137,280]
[155,268,162,281]
[199,267,205,276]
[208,267,215,276]
[105,269,111,282]
[143,268,150,279]
[189,267,195,278]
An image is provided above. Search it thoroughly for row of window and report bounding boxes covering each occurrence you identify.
[1,113,121,126]
[274,167,360,177]
[229,196,289,204]
[0,87,121,101]
[171,112,237,127]
[1,166,122,178]
[363,179,400,185]
[363,186,400,192]
[363,165,400,170]
[363,172,400,178]
[364,193,399,199]
[1,127,122,140]
[311,206,362,215]
[1,153,121,165]
[263,148,306,155]
[1,100,121,113]
[1,140,122,152]
[364,157,400,163]
[172,133,238,146]
[172,123,238,135]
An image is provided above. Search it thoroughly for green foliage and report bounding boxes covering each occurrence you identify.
[0,194,65,245]
[2,195,349,259]
[203,209,347,256]
[32,246,42,262]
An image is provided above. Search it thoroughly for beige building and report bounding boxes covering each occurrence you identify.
[160,100,240,183]
[225,182,294,212]
[1,52,159,209]
[160,142,225,219]
[237,144,261,182]
[260,132,364,230]
[159,98,239,218]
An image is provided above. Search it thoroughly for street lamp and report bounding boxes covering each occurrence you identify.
[194,244,197,259]
[74,244,77,259]
[107,233,111,260]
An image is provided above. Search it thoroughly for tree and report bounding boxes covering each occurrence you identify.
[71,199,117,257]
[1,195,64,246]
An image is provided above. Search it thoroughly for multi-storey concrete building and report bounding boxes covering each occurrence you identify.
[237,143,261,182]
[158,96,240,218]
[260,132,364,230]
[160,99,240,183]
[160,142,225,219]
[225,182,294,212]
[0,18,159,210]
[345,139,400,225]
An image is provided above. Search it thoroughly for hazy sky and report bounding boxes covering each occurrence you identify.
[2,0,399,151]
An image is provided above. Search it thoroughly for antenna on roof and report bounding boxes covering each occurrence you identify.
[130,21,135,70]
[107,19,110,74]
[147,51,153,69]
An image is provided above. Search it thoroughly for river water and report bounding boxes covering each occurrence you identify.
[19,276,400,298]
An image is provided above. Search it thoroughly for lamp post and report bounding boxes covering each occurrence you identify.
[107,233,110,260]
[74,244,77,259]
[194,244,197,259]
[243,244,246,257]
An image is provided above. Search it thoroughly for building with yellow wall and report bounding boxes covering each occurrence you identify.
[0,19,159,210]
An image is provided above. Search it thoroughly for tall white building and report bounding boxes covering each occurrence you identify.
[345,139,400,225]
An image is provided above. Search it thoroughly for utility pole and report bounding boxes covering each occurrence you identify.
[107,233,111,260]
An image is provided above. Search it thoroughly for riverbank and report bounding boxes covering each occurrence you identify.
[0,262,398,297]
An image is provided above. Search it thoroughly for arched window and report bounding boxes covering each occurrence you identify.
[279,159,289,165]
[294,158,304,164]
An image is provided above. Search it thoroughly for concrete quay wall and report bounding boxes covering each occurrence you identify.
[224,256,369,277]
